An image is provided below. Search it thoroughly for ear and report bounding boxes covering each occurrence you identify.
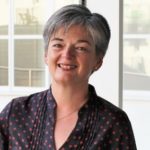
[94,58,103,71]
[44,51,48,65]
[93,54,104,72]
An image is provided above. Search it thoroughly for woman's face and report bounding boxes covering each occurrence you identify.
[45,25,102,86]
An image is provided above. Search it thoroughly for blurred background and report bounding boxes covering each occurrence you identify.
[0,0,150,149]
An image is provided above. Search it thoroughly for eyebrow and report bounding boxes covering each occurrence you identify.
[76,40,91,45]
[50,38,91,45]
[50,38,63,42]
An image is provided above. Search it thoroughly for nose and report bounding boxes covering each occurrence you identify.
[62,45,75,58]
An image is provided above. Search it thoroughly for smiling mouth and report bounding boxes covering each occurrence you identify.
[58,63,77,70]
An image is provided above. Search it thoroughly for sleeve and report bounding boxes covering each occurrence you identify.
[0,102,13,150]
[117,111,137,150]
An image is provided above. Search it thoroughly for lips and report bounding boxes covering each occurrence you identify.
[58,63,77,70]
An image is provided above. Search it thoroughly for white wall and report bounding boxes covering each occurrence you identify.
[0,95,17,111]
[123,97,150,150]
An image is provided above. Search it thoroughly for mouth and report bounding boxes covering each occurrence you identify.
[58,63,77,71]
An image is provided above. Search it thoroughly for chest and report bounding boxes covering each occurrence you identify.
[8,102,111,150]
[54,113,78,150]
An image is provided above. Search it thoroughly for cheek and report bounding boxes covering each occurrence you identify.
[45,51,54,62]
[80,61,94,74]
[47,54,58,71]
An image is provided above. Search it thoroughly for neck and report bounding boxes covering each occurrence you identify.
[51,81,89,110]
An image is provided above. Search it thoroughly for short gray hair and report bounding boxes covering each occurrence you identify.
[43,4,111,56]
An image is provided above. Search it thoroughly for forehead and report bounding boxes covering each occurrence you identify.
[51,25,93,40]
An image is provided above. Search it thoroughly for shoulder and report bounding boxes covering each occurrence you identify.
[0,89,49,119]
[93,96,134,135]
[94,98,136,149]
[88,87,137,149]
[96,96,129,121]
[96,96,123,114]
[0,89,49,144]
[89,85,129,122]
[11,89,48,107]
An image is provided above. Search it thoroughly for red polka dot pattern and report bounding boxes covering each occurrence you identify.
[0,85,137,150]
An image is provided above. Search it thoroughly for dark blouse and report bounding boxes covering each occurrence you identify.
[0,85,137,150]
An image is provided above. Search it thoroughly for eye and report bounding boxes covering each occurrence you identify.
[52,43,63,48]
[76,47,88,53]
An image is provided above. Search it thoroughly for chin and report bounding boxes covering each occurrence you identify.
[53,76,75,84]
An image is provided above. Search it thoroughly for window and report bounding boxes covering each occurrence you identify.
[0,40,8,85]
[123,0,150,91]
[0,0,48,89]
[0,0,8,86]
[0,0,80,92]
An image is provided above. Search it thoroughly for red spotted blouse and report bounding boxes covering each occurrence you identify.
[0,85,137,150]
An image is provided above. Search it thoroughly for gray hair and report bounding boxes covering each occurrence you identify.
[43,4,111,56]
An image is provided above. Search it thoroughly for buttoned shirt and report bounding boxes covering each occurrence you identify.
[0,85,137,150]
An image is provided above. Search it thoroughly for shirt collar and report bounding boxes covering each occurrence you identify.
[46,84,98,112]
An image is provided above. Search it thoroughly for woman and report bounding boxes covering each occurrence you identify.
[0,4,137,150]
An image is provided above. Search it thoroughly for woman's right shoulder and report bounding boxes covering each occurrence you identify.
[0,89,49,119]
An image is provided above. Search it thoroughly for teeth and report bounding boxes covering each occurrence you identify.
[58,64,76,70]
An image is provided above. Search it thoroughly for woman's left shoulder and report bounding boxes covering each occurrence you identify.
[94,96,131,124]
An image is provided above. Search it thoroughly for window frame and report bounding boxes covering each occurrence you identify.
[123,0,150,100]
[0,0,50,94]
[0,0,82,95]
